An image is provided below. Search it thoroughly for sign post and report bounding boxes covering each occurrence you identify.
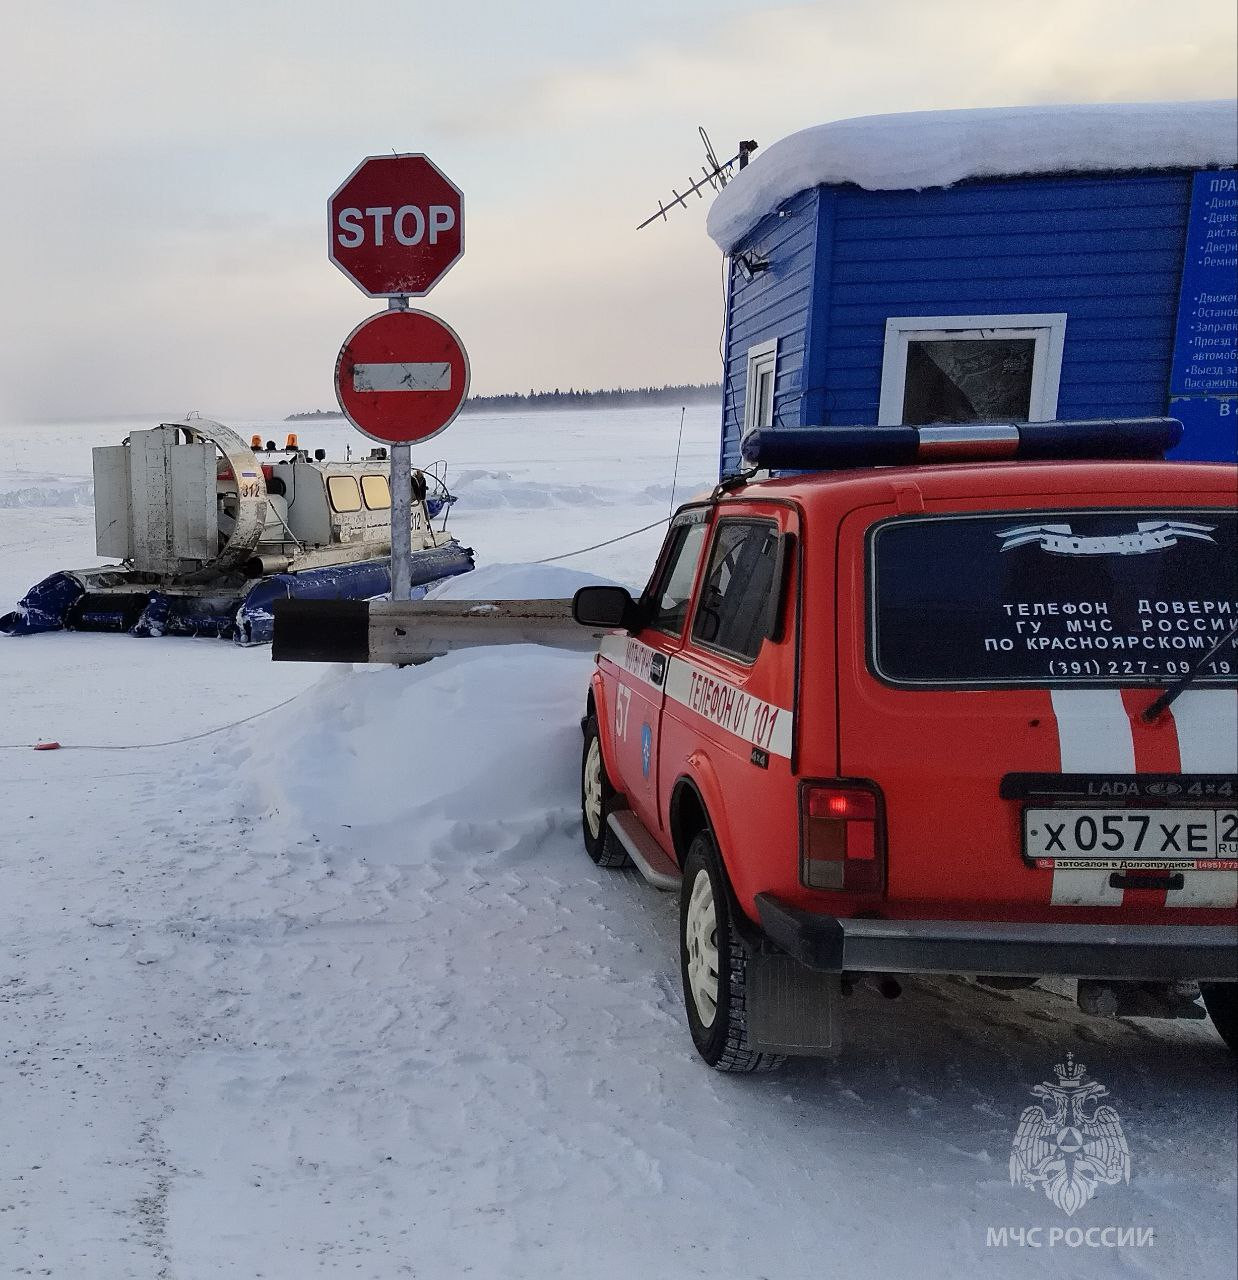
[328,153,467,597]
[387,299,414,602]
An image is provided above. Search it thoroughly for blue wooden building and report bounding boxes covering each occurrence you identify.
[707,101,1237,474]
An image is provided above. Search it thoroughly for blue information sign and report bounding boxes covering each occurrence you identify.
[1168,394,1236,462]
[1168,170,1236,461]
[1170,170,1237,396]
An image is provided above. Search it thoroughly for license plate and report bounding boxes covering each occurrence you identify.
[1024,807,1238,869]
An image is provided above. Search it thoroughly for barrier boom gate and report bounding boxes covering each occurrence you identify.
[272,598,606,664]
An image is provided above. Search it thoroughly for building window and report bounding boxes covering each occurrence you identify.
[744,339,778,433]
[326,475,362,513]
[878,314,1067,425]
[360,474,391,510]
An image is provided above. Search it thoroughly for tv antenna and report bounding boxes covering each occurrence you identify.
[636,127,757,231]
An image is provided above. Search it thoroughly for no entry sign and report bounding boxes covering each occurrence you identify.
[334,308,471,446]
[328,154,464,298]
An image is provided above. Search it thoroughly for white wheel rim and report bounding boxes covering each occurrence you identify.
[685,869,719,1028]
[583,737,603,839]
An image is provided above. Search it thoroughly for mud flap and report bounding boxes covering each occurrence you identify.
[746,951,841,1056]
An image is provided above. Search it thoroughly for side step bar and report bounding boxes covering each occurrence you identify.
[607,811,682,891]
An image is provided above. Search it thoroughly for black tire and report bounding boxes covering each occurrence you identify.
[679,830,785,1073]
[581,715,630,868]
[1201,984,1238,1056]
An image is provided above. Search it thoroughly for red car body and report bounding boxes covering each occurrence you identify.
[581,457,1237,1060]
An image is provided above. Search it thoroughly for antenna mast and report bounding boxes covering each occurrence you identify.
[636,128,757,231]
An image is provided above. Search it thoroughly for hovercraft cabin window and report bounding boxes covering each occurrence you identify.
[878,314,1066,426]
[327,475,362,513]
[361,474,391,510]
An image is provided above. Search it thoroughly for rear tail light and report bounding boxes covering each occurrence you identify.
[800,781,885,893]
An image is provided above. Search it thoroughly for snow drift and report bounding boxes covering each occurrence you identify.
[234,563,611,851]
[707,99,1238,251]
[236,647,590,850]
[426,560,614,601]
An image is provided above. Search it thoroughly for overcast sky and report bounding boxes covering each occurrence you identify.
[1,0,1234,423]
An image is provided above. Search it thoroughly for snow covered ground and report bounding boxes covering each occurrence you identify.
[1,405,1234,1279]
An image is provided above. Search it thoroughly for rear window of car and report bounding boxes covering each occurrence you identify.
[868,509,1238,689]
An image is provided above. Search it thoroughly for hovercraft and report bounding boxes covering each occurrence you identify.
[0,418,474,645]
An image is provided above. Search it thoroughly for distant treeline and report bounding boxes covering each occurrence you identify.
[286,381,720,421]
[461,383,722,413]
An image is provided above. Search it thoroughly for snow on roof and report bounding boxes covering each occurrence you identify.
[706,100,1238,252]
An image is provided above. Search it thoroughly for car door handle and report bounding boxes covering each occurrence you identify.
[649,652,666,686]
[1108,872,1185,892]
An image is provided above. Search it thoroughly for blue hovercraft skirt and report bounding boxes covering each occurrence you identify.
[0,543,475,646]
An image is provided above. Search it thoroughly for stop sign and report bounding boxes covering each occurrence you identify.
[328,154,464,297]
[334,309,471,445]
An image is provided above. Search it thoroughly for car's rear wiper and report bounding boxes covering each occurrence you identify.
[1142,617,1238,723]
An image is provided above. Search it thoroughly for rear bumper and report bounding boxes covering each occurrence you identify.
[754,894,1238,982]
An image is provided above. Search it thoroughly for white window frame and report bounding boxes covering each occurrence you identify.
[877,313,1067,426]
[743,338,778,433]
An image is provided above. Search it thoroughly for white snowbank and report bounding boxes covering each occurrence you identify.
[449,467,616,510]
[0,478,93,508]
[239,562,611,842]
[237,646,590,848]
[426,560,615,600]
[707,100,1238,251]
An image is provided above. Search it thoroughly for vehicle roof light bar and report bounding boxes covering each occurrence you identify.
[739,418,1183,471]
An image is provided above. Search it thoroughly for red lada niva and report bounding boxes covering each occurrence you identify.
[572,421,1238,1072]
